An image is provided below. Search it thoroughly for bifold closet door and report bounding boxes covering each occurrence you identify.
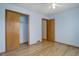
[6,11,20,51]
[47,19,55,41]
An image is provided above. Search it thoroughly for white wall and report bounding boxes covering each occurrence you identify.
[0,4,48,53]
[49,7,79,47]
[20,15,28,44]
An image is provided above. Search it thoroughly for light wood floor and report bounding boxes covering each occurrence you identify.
[0,40,79,56]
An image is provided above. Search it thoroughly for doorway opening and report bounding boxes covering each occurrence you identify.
[5,10,30,52]
[20,14,29,48]
[42,18,48,41]
[42,18,55,42]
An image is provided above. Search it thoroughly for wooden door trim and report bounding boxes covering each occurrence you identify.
[5,9,30,52]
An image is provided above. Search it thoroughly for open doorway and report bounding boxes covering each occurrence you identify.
[42,18,55,42]
[42,18,48,41]
[5,10,30,52]
[20,14,29,48]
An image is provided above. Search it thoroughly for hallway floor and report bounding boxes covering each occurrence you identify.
[1,40,79,56]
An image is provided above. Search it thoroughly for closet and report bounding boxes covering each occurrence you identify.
[6,10,29,51]
[20,15,28,47]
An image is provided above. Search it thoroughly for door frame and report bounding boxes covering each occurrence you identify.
[42,18,48,41]
[5,9,30,52]
[42,18,55,42]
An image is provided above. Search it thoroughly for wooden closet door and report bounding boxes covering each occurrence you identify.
[6,11,20,51]
[47,19,55,41]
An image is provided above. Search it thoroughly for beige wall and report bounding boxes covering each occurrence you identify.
[42,20,47,39]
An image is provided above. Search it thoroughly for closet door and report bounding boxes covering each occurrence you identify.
[6,10,20,51]
[47,19,55,41]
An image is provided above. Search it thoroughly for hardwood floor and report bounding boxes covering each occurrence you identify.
[0,40,79,56]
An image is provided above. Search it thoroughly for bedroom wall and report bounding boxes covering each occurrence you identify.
[49,7,79,47]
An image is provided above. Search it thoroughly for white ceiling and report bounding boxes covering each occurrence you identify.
[13,3,79,15]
